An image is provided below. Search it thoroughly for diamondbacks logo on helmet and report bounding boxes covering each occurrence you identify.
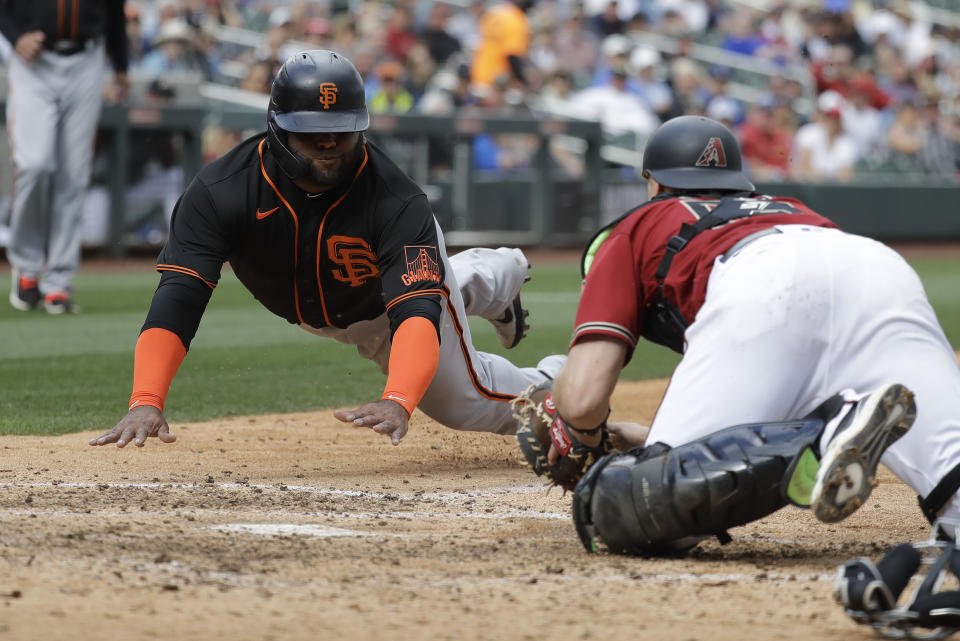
[318,82,338,109]
[695,137,728,168]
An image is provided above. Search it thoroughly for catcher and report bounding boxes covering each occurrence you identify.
[515,115,960,555]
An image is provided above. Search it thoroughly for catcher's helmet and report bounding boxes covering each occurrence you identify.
[267,50,370,179]
[641,115,755,192]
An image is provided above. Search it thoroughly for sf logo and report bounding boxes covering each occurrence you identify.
[327,235,379,287]
[318,82,338,110]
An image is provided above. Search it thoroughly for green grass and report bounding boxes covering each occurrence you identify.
[0,253,958,435]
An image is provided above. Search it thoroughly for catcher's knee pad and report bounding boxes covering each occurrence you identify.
[573,418,824,555]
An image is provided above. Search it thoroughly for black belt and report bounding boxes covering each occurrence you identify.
[46,39,93,56]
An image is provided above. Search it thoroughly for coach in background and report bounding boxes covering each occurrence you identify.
[89,50,563,450]
[1,0,129,314]
[542,115,960,554]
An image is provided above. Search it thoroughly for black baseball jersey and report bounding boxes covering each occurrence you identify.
[144,135,444,347]
[0,0,128,71]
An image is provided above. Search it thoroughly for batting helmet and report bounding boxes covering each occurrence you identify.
[267,50,370,179]
[641,115,755,192]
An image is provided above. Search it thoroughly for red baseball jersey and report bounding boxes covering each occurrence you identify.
[573,194,838,359]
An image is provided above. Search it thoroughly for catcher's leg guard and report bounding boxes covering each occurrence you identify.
[572,417,827,555]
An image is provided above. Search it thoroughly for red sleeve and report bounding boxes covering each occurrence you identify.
[571,232,641,353]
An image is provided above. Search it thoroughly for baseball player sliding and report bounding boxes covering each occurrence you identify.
[517,116,960,554]
[89,50,563,450]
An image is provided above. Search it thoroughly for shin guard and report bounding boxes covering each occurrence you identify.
[572,418,824,555]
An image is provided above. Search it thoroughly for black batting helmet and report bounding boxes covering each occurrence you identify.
[267,50,370,179]
[641,116,755,192]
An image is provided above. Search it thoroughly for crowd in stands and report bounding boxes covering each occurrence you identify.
[122,0,960,183]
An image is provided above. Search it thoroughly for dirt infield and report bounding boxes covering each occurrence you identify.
[0,378,935,641]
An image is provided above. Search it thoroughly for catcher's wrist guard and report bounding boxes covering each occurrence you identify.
[512,381,613,492]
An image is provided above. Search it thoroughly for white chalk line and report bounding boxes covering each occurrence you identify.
[0,480,557,502]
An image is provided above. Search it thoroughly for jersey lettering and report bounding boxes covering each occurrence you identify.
[319,82,338,109]
[401,245,441,286]
[680,197,803,220]
[695,137,727,167]
[327,235,380,287]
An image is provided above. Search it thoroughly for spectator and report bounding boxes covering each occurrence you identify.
[658,0,710,36]
[790,90,858,182]
[446,0,485,56]
[470,0,532,88]
[384,4,417,62]
[590,1,625,37]
[919,101,960,180]
[302,17,333,49]
[368,60,415,114]
[886,101,928,172]
[627,45,674,119]
[239,59,274,95]
[552,9,600,81]
[705,65,745,126]
[662,56,711,120]
[404,41,438,103]
[137,18,206,76]
[738,96,794,182]
[568,60,660,141]
[718,7,766,57]
[841,73,888,164]
[419,1,461,66]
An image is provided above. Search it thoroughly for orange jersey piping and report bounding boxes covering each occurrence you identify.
[156,264,217,289]
[440,285,515,402]
[57,0,65,37]
[385,288,444,311]
[314,144,369,327]
[258,138,304,324]
[71,0,79,39]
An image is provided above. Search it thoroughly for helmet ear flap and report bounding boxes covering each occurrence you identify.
[267,114,311,180]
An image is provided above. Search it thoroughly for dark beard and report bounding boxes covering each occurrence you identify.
[304,135,364,189]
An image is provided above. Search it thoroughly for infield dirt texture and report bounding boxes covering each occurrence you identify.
[0,377,938,641]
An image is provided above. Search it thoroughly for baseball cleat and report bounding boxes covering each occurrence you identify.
[43,291,81,315]
[9,270,40,311]
[490,293,529,349]
[812,383,915,523]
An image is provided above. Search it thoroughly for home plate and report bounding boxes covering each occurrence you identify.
[212,523,371,538]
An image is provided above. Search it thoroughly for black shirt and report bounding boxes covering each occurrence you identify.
[147,135,444,347]
[0,0,128,71]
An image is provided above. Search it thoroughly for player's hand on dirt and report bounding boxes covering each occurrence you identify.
[15,31,45,63]
[89,405,177,448]
[334,399,409,445]
[606,421,650,451]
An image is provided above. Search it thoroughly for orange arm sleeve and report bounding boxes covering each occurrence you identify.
[381,316,440,417]
[128,327,187,412]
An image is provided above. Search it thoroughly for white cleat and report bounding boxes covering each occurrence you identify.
[812,383,916,523]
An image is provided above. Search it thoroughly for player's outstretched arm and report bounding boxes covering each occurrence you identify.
[89,406,176,448]
[334,399,409,446]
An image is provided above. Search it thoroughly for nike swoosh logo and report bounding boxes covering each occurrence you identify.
[256,206,280,220]
[384,393,407,402]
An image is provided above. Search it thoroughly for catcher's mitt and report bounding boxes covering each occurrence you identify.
[511,381,613,491]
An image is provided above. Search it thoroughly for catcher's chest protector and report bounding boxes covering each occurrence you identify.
[572,417,824,555]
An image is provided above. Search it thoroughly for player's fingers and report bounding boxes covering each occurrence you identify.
[89,429,121,446]
[157,423,176,443]
[114,426,138,448]
[133,424,152,447]
[333,409,356,423]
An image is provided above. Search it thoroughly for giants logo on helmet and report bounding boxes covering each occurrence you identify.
[318,82,338,109]
[695,137,727,168]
